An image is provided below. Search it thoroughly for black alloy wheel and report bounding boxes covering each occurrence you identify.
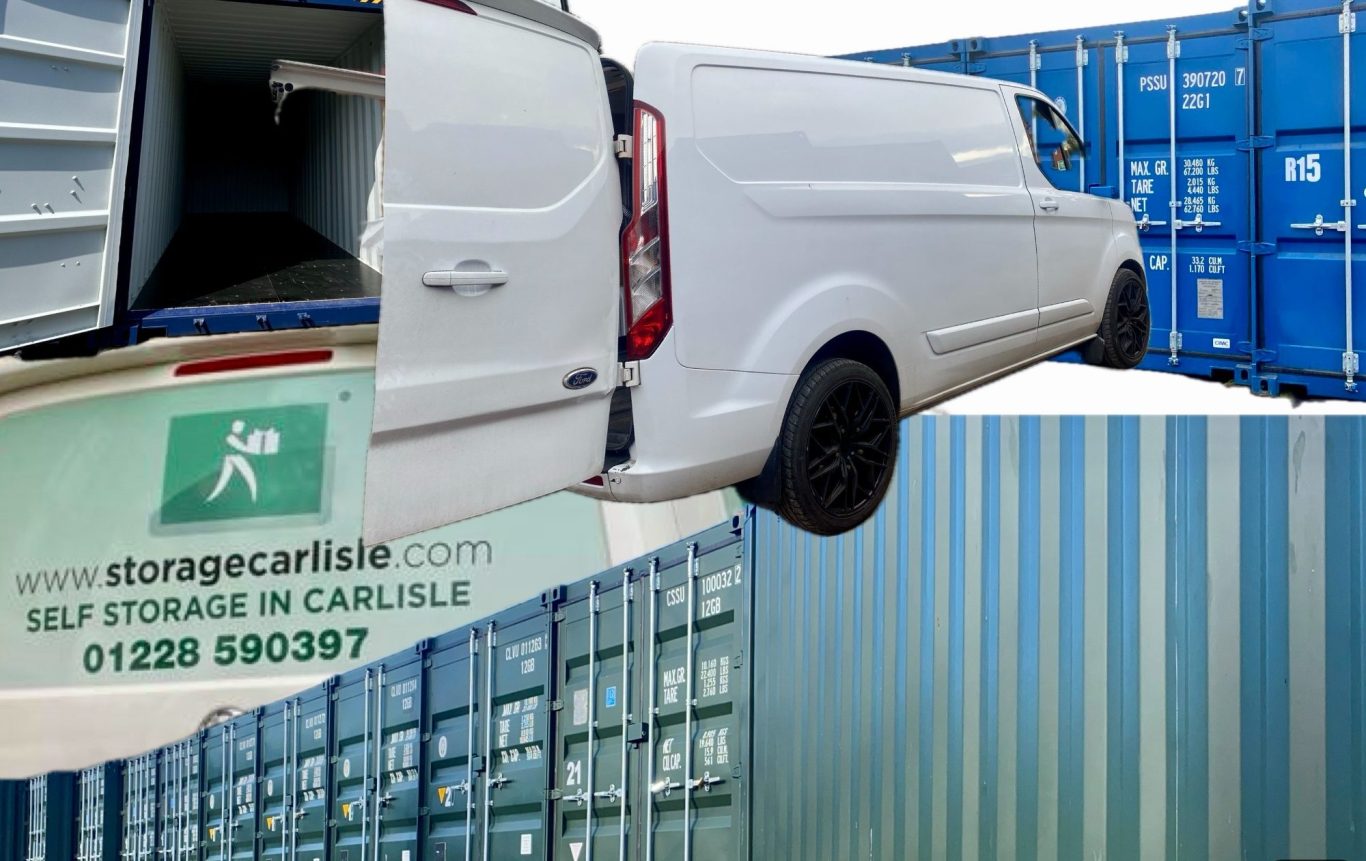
[1096,268,1151,369]
[776,359,899,535]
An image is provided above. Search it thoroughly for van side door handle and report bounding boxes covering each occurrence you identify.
[1039,197,1061,212]
[422,268,509,297]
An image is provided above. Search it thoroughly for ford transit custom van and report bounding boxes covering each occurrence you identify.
[324,0,1149,541]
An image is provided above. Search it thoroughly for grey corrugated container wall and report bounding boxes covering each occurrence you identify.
[749,415,1366,861]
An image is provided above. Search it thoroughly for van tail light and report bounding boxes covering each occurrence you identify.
[621,102,671,361]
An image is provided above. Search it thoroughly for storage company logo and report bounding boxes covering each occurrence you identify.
[160,406,328,525]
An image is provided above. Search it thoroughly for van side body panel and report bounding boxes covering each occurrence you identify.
[633,44,1043,407]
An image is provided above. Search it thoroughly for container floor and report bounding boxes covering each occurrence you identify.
[132,213,382,309]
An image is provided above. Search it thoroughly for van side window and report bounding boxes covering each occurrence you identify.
[1014,95,1083,186]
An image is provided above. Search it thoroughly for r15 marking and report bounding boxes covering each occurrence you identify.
[1285,154,1322,183]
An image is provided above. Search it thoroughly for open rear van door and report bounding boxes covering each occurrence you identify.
[0,0,141,351]
[365,0,622,544]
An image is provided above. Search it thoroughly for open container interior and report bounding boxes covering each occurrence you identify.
[126,0,384,311]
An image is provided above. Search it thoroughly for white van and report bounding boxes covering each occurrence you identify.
[343,0,1149,541]
[6,0,1138,539]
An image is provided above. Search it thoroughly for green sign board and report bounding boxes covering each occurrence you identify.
[161,405,328,524]
[0,368,610,689]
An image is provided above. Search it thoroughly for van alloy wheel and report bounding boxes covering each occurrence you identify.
[1096,268,1152,370]
[806,380,896,517]
[774,358,900,536]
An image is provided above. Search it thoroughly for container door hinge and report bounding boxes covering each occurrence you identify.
[1237,136,1273,151]
[619,361,641,388]
[1237,241,1275,255]
[965,62,986,75]
[545,789,563,801]
[614,135,633,159]
[548,699,564,713]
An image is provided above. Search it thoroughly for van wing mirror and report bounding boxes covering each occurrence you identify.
[270,60,385,124]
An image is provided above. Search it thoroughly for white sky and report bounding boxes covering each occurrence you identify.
[569,0,1236,62]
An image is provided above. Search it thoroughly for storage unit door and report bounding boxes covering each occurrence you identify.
[228,718,259,861]
[1116,25,1250,371]
[331,672,377,861]
[641,536,747,860]
[482,607,556,861]
[0,0,139,350]
[1260,7,1366,395]
[157,742,198,861]
[260,708,291,861]
[422,633,482,861]
[202,730,230,860]
[293,691,332,861]
[552,574,637,861]
[123,755,158,861]
[374,653,425,861]
[76,764,123,861]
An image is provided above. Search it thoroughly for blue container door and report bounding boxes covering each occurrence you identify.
[1118,26,1251,371]
[259,708,290,861]
[422,631,481,861]
[228,717,258,861]
[482,607,554,861]
[158,741,197,861]
[201,733,228,861]
[1260,7,1366,394]
[994,38,1093,192]
[293,690,331,861]
[331,672,376,861]
[551,574,638,861]
[374,652,425,861]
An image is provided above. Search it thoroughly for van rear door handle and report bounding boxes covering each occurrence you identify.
[1039,198,1061,212]
[422,268,509,296]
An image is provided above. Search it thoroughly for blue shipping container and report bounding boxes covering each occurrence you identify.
[842,0,1366,401]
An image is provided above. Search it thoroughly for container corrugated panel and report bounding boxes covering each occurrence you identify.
[750,414,1366,861]
[841,0,1366,401]
[126,2,185,293]
[295,21,384,271]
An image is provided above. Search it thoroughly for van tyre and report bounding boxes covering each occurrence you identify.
[775,358,899,536]
[1096,268,1151,369]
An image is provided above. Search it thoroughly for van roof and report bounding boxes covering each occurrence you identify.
[636,41,1021,94]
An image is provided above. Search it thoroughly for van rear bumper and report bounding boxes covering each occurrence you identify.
[574,351,798,504]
